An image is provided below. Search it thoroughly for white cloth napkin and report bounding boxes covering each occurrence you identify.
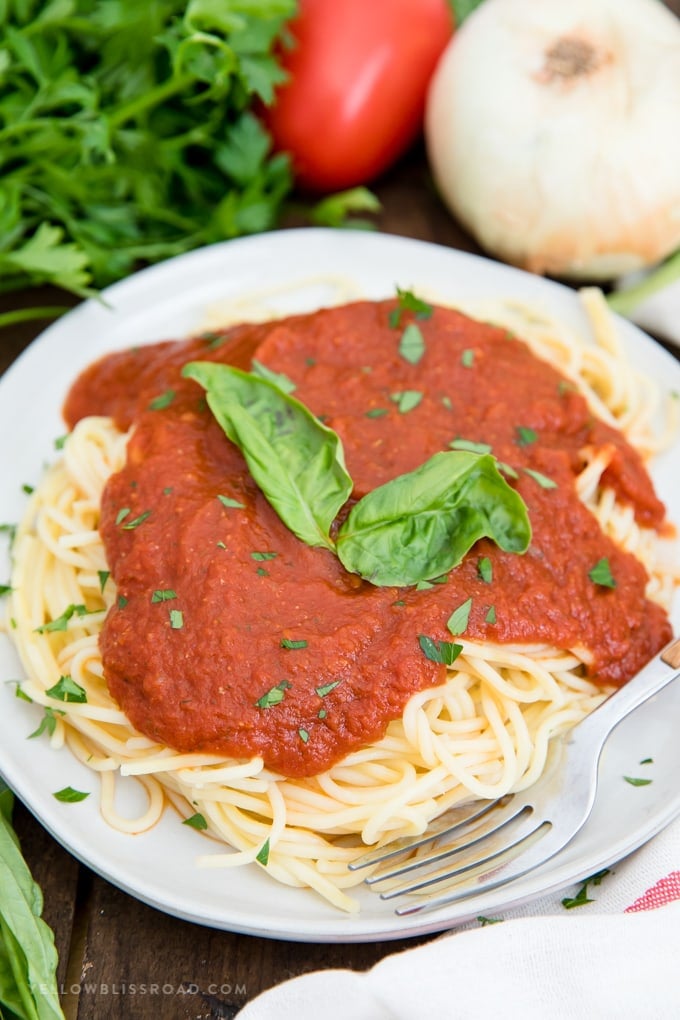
[237,816,680,1020]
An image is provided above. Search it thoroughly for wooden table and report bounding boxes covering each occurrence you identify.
[2,142,679,1020]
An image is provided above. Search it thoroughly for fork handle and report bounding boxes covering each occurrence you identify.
[576,634,680,742]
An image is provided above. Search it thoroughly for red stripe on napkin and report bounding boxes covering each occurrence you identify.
[625,871,680,912]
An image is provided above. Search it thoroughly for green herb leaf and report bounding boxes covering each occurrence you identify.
[523,468,557,490]
[515,426,538,447]
[298,728,310,743]
[315,680,341,698]
[485,605,497,624]
[477,556,493,583]
[311,186,381,229]
[398,323,426,365]
[389,288,434,327]
[183,813,208,830]
[121,510,152,530]
[169,609,184,630]
[255,680,292,709]
[251,551,278,561]
[35,603,89,633]
[561,869,610,909]
[97,570,110,593]
[45,675,87,704]
[449,1,486,28]
[589,558,616,589]
[418,635,463,666]
[183,362,352,551]
[0,779,63,1019]
[217,495,246,509]
[280,638,308,650]
[28,707,63,740]
[256,838,271,866]
[390,390,423,414]
[624,776,653,787]
[148,389,176,410]
[336,451,531,586]
[447,597,473,636]
[53,787,90,803]
[461,349,475,367]
[151,589,177,603]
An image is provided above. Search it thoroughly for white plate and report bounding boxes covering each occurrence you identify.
[1,228,679,943]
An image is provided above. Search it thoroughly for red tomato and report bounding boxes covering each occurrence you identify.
[263,0,454,192]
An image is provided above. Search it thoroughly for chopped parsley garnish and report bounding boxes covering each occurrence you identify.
[121,510,152,530]
[0,583,12,596]
[416,574,448,591]
[117,595,128,609]
[35,604,89,633]
[151,589,177,603]
[317,708,327,719]
[28,707,64,739]
[447,597,473,636]
[54,435,68,451]
[251,551,278,561]
[148,389,176,410]
[298,728,309,743]
[389,288,433,328]
[22,483,34,495]
[623,775,652,787]
[561,869,610,909]
[280,638,308,650]
[53,787,90,803]
[255,680,292,709]
[589,558,616,589]
[461,349,475,367]
[315,680,341,698]
[183,812,208,830]
[169,609,184,630]
[97,570,110,593]
[115,507,130,525]
[523,468,557,490]
[390,390,423,414]
[477,557,493,583]
[398,323,426,365]
[365,407,389,418]
[418,635,462,666]
[256,838,270,866]
[218,494,246,509]
[515,426,538,446]
[485,606,497,625]
[45,675,87,703]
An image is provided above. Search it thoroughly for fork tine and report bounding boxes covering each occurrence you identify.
[376,809,546,899]
[348,796,505,872]
[364,798,531,886]
[393,822,573,916]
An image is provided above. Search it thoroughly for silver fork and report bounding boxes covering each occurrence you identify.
[350,635,680,916]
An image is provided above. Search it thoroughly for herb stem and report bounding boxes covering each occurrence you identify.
[607,248,680,317]
[0,307,70,330]
[108,74,193,129]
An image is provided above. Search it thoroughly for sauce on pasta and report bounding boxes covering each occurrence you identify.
[63,301,671,778]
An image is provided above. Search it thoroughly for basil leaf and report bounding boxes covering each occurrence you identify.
[182,362,352,551]
[336,451,531,586]
[398,323,426,365]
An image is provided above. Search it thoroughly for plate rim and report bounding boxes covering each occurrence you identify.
[1,226,679,942]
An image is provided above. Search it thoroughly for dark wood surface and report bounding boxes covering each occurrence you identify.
[2,5,679,1006]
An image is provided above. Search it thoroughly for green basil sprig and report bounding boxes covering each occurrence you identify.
[183,363,531,585]
[182,362,352,551]
[336,451,530,585]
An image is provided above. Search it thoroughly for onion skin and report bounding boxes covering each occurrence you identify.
[425,0,680,280]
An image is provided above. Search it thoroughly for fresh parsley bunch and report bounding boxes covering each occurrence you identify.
[0,0,298,315]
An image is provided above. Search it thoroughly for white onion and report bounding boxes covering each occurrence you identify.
[425,0,680,280]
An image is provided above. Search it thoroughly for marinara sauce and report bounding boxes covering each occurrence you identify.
[64,301,672,777]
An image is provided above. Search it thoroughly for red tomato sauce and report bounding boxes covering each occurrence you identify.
[64,301,672,778]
